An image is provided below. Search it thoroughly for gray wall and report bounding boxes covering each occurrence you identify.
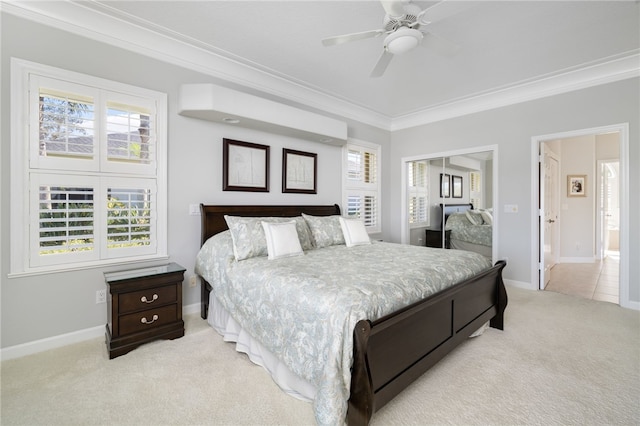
[0,14,389,348]
[387,78,639,305]
[2,12,638,350]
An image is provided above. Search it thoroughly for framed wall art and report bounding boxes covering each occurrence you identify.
[567,174,586,197]
[440,173,450,198]
[452,175,463,198]
[282,148,317,194]
[223,138,269,192]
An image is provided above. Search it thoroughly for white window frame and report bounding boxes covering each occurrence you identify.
[10,58,168,276]
[342,139,382,234]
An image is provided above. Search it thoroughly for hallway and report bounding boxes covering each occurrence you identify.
[545,254,619,304]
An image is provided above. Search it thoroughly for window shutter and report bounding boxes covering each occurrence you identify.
[344,142,381,233]
[13,60,167,274]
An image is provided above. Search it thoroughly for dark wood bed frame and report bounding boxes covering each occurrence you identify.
[439,202,474,230]
[198,203,508,425]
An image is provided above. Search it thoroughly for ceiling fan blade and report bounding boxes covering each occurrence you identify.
[421,31,461,56]
[380,0,407,17]
[322,29,385,47]
[418,0,476,25]
[370,50,394,78]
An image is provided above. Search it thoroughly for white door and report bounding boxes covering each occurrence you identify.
[540,144,560,289]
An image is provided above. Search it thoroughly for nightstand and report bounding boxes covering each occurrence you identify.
[105,262,186,359]
[425,229,451,249]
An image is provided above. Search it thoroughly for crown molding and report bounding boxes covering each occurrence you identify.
[391,51,640,131]
[3,1,638,133]
[2,0,391,130]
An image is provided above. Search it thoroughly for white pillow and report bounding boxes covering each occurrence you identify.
[339,217,371,247]
[480,210,493,225]
[261,221,303,260]
[465,210,484,226]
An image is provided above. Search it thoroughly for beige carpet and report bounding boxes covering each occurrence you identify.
[1,286,639,425]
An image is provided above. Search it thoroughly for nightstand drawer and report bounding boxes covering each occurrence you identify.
[118,285,177,314]
[119,304,178,335]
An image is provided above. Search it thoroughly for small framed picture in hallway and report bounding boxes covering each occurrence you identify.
[567,175,586,197]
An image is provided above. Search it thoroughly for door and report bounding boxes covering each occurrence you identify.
[540,144,560,289]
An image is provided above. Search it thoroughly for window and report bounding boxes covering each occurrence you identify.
[11,59,167,275]
[408,161,428,226]
[343,141,381,233]
[470,171,482,209]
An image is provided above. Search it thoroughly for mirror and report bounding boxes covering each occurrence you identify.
[406,150,494,262]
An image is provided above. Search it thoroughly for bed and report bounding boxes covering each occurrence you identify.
[196,204,507,425]
[441,203,493,259]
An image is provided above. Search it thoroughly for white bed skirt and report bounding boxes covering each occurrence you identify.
[207,293,316,402]
[207,292,488,403]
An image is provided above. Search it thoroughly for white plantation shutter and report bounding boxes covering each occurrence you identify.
[470,171,482,209]
[105,180,156,258]
[12,60,167,274]
[344,142,381,233]
[408,161,429,226]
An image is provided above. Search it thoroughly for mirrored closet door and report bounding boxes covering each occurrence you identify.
[406,150,495,262]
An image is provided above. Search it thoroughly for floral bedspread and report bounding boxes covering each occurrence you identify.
[195,231,491,425]
[446,212,493,246]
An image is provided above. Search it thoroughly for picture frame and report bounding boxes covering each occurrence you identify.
[440,173,451,198]
[282,148,317,194]
[223,138,269,192]
[567,174,586,197]
[452,175,463,198]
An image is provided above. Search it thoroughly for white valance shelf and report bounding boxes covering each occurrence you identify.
[178,83,348,145]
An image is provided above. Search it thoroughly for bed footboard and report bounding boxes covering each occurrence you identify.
[348,260,507,425]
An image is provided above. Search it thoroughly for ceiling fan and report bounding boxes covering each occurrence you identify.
[322,0,463,77]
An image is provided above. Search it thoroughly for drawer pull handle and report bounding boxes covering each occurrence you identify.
[141,294,159,304]
[141,314,159,324]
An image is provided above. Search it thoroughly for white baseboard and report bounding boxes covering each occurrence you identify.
[1,325,105,361]
[504,279,534,290]
[1,302,202,361]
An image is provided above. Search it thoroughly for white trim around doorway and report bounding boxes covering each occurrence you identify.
[530,123,634,310]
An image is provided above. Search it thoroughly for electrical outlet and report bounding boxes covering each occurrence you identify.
[96,289,107,304]
[189,275,198,288]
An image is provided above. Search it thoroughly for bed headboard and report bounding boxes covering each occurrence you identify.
[439,203,474,230]
[200,204,341,245]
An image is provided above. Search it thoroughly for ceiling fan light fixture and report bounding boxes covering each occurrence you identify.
[384,27,423,54]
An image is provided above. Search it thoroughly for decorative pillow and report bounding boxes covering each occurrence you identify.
[480,210,493,226]
[302,214,345,248]
[339,217,371,247]
[465,210,484,226]
[261,221,303,260]
[224,215,313,261]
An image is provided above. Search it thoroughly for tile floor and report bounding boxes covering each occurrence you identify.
[544,252,619,304]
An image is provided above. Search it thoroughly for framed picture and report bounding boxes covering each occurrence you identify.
[567,174,586,197]
[282,148,317,194]
[440,173,450,198]
[223,138,269,192]
[452,175,463,198]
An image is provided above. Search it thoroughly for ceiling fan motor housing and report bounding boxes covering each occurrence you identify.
[383,3,422,31]
[384,27,423,54]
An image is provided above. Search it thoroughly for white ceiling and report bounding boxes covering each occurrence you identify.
[12,1,640,124]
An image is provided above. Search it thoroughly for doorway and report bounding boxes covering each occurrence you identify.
[532,124,629,307]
